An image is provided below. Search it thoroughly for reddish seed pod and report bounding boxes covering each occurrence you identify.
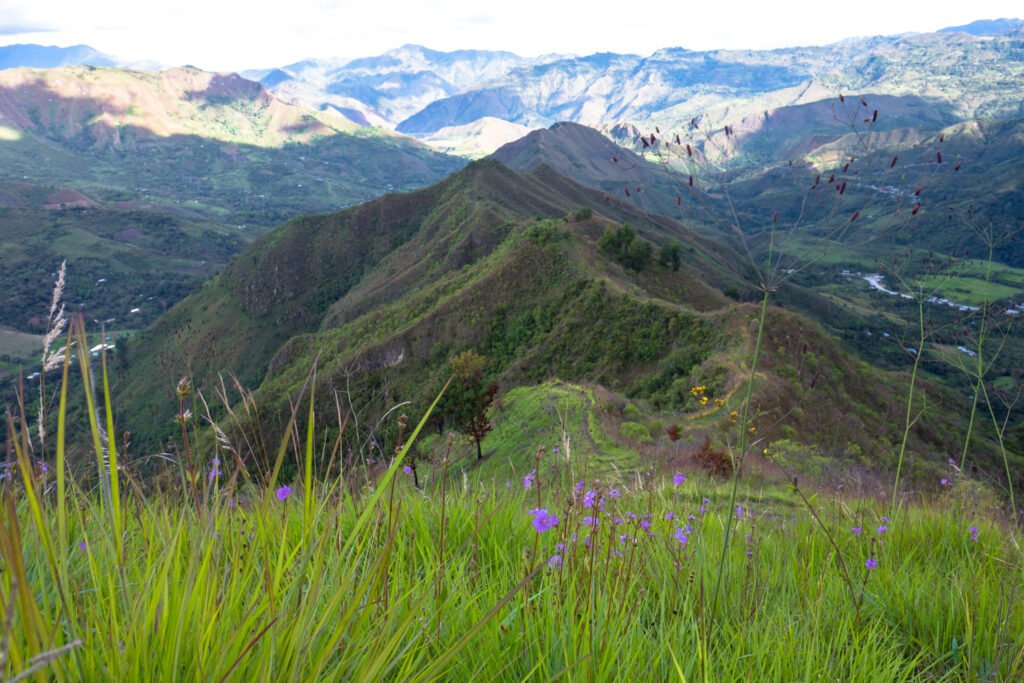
[872,110,878,122]
[937,151,942,164]
[839,181,847,195]
[939,134,944,143]
[839,93,845,103]
[612,156,619,163]
[625,187,631,197]
[686,144,693,157]
[911,203,921,215]
[676,195,682,206]
[890,156,898,168]
[828,173,835,184]
[914,187,922,196]
[772,210,779,224]
[651,133,657,143]
[843,163,849,173]
[656,126,661,134]
[954,162,961,171]
[689,175,694,187]
[850,210,860,222]
[860,98,868,107]
[675,134,681,144]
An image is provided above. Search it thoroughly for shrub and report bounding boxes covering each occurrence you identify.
[620,420,652,443]
[695,435,733,477]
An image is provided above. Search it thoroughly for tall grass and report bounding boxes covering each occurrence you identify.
[2,339,1023,681]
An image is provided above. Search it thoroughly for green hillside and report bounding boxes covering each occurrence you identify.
[0,66,465,338]
[112,155,995,490]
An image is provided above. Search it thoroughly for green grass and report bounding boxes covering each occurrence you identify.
[913,275,1021,306]
[5,443,1022,681]
[0,325,41,360]
[4,318,1023,682]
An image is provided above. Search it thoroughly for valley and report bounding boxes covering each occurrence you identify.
[1,12,1023,682]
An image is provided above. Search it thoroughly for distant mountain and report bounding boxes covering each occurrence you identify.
[939,18,1024,35]
[0,43,116,69]
[396,31,1024,136]
[417,116,535,158]
[0,65,464,335]
[247,45,556,128]
[493,121,689,219]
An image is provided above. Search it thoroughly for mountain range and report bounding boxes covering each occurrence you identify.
[1,21,1022,489]
[234,26,1024,159]
[113,119,1020,487]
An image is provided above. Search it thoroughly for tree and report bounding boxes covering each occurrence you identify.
[443,350,498,460]
[659,243,682,271]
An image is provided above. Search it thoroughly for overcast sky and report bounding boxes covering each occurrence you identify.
[1,0,1021,71]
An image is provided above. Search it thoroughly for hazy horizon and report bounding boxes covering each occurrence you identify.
[1,1,1021,72]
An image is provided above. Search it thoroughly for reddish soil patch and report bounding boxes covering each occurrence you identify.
[114,228,145,241]
[44,188,95,209]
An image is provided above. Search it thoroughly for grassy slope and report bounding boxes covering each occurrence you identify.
[113,157,987,490]
[3,457,1021,681]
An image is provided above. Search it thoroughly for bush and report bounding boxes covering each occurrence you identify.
[620,421,652,444]
[695,436,733,477]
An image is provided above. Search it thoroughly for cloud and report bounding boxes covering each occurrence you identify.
[0,24,56,35]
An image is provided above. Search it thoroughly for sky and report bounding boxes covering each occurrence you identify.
[1,0,1021,72]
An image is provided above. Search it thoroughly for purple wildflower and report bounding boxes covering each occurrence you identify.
[548,554,563,570]
[208,457,221,482]
[865,557,877,570]
[673,528,688,547]
[665,511,675,521]
[523,470,536,489]
[582,515,597,527]
[851,526,862,536]
[574,480,585,493]
[608,487,621,499]
[613,516,624,525]
[877,524,888,535]
[673,473,687,486]
[619,533,628,543]
[402,465,412,474]
[640,518,651,532]
[78,540,87,551]
[940,477,951,487]
[583,490,597,509]
[529,508,559,533]
[276,485,293,501]
[735,504,743,519]
[968,525,979,542]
